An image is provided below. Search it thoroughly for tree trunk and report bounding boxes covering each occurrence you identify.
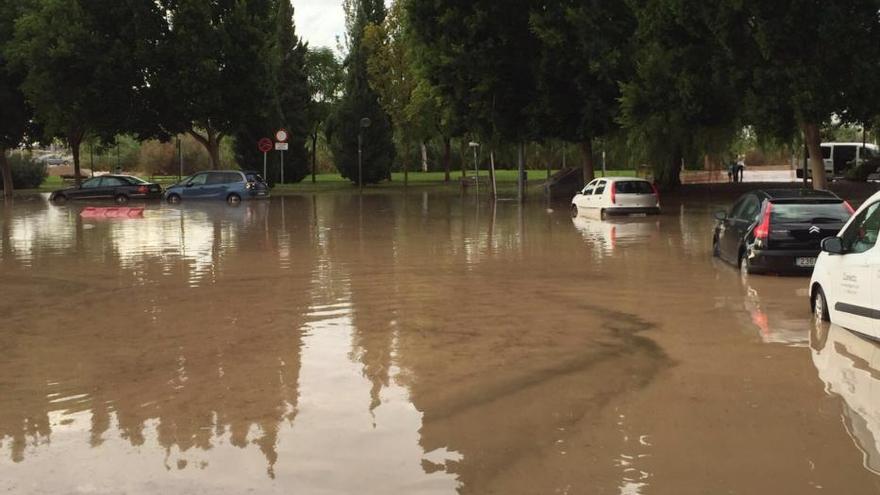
[311,130,318,183]
[403,142,409,187]
[189,128,223,170]
[489,150,497,198]
[581,139,595,184]
[421,141,428,173]
[0,148,13,199]
[654,146,682,190]
[443,136,451,183]
[803,122,827,190]
[70,131,84,187]
[460,140,467,178]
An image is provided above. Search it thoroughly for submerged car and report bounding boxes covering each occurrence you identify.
[50,175,162,204]
[713,189,853,275]
[571,177,660,219]
[810,189,880,340]
[164,170,269,204]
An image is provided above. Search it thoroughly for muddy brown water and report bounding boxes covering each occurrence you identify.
[1,192,879,494]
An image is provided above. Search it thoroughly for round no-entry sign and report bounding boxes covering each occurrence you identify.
[258,138,273,153]
[275,129,289,143]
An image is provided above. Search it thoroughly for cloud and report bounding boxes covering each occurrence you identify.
[293,0,344,51]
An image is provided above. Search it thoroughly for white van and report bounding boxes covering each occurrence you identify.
[797,142,880,179]
[810,189,880,340]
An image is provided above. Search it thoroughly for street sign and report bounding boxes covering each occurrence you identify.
[275,129,289,143]
[275,142,289,151]
[258,138,273,153]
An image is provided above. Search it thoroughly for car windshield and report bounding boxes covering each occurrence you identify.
[245,173,264,183]
[614,181,654,194]
[770,202,851,224]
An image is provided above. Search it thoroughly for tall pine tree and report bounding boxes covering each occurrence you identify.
[330,0,395,185]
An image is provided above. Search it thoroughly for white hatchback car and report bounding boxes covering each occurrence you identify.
[810,190,880,340]
[571,177,660,219]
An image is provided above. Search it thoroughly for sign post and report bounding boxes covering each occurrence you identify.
[258,138,273,181]
[275,129,289,185]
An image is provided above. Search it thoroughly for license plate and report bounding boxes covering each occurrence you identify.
[631,213,647,217]
[796,257,816,267]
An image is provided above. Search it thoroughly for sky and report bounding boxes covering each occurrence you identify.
[293,0,345,51]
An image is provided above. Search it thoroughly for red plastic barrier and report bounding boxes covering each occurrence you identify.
[80,207,145,219]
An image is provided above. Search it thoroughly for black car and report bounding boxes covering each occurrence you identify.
[713,189,854,275]
[50,175,163,204]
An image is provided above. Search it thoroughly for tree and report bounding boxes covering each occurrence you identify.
[232,0,311,184]
[619,0,750,188]
[530,0,635,184]
[155,0,275,170]
[0,0,31,198]
[330,0,396,185]
[743,0,880,190]
[7,0,163,185]
[305,47,344,182]
[363,0,444,185]
[408,0,540,198]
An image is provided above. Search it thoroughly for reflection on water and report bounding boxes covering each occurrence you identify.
[1,194,879,493]
[812,324,880,475]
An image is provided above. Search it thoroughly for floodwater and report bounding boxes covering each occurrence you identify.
[0,192,879,495]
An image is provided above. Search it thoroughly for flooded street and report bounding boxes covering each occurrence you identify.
[1,192,879,494]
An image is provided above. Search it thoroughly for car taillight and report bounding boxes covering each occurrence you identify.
[844,201,855,214]
[610,183,616,204]
[754,202,773,240]
[137,185,148,194]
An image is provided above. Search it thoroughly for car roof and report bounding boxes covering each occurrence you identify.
[591,176,649,182]
[753,189,842,202]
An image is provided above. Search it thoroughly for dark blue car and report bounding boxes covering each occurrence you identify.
[164,170,269,204]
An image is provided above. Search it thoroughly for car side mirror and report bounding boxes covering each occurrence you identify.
[185,183,194,188]
[821,236,844,255]
[714,211,727,221]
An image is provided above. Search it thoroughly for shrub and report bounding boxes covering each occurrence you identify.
[1,153,48,189]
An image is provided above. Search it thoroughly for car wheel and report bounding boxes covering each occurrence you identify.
[600,209,608,221]
[52,194,67,204]
[813,286,830,322]
[167,193,181,204]
[114,194,129,205]
[570,204,578,218]
[227,193,241,204]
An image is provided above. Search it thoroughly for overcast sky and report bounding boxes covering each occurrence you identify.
[293,0,345,52]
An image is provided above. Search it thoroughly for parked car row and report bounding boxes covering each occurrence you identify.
[708,187,880,341]
[571,180,879,342]
[50,170,269,205]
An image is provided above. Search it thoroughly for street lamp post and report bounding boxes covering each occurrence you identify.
[358,117,371,192]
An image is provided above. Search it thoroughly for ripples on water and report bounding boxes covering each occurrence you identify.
[0,193,878,494]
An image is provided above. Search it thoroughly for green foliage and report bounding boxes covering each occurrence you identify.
[331,0,396,184]
[408,0,539,142]
[619,0,750,188]
[0,153,47,189]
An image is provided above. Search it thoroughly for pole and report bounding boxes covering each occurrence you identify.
[358,133,363,192]
[89,142,94,178]
[517,142,525,203]
[263,152,267,182]
[602,150,607,177]
[473,146,478,193]
[803,140,809,185]
[280,150,285,184]
[177,137,182,181]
